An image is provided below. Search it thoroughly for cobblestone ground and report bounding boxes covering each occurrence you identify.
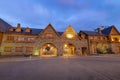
[0,56,120,80]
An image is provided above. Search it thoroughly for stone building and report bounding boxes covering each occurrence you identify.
[79,25,120,55]
[0,19,120,57]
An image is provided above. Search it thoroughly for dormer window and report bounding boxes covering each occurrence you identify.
[25,27,31,33]
[8,27,14,31]
[15,23,21,32]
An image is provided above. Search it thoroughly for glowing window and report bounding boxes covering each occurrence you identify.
[26,46,33,52]
[15,47,23,52]
[66,34,74,39]
[4,47,12,52]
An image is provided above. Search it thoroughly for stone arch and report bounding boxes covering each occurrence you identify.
[40,43,57,57]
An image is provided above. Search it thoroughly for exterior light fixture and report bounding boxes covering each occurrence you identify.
[112,38,114,41]
[64,44,67,47]
[34,50,39,56]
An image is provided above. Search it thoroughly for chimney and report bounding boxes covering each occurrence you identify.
[97,28,101,34]
[17,23,21,28]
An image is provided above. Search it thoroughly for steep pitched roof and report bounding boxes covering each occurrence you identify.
[80,30,105,36]
[0,18,12,32]
[39,24,60,36]
[101,26,112,35]
[62,25,78,35]
[102,25,120,35]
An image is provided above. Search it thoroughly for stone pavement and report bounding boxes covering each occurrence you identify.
[0,56,120,80]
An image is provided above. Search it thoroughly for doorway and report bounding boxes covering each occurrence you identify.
[63,44,76,56]
[40,43,57,57]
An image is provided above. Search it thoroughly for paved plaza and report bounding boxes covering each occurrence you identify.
[0,56,120,80]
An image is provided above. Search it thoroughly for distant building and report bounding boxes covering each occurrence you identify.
[0,19,120,57]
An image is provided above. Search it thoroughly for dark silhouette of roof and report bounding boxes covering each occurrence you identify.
[101,26,113,35]
[57,32,63,35]
[0,18,12,32]
[80,30,105,36]
[5,27,43,35]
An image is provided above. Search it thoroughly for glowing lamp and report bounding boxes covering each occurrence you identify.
[64,44,67,47]
[34,50,39,56]
[112,38,114,41]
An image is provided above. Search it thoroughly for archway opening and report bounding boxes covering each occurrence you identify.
[63,44,76,56]
[40,43,57,57]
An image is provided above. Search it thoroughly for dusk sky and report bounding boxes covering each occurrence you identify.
[0,0,120,32]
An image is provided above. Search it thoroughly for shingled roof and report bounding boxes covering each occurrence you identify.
[5,27,43,35]
[80,30,105,36]
[101,26,113,35]
[101,25,120,35]
[0,18,12,32]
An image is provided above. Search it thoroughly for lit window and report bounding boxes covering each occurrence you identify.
[28,37,34,41]
[4,47,12,52]
[15,47,23,52]
[25,27,31,33]
[8,27,14,31]
[90,36,94,40]
[113,38,119,42]
[7,36,14,41]
[17,37,24,41]
[26,46,33,52]
[16,28,21,32]
[66,34,74,39]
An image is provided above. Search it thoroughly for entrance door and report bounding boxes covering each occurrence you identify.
[63,44,76,56]
[82,47,88,56]
[40,43,57,57]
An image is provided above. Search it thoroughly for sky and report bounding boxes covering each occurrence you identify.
[0,0,120,32]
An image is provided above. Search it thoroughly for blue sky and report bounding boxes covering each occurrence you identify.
[0,0,120,32]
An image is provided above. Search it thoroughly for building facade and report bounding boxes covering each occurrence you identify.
[0,20,120,57]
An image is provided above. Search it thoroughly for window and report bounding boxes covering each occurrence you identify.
[4,47,12,52]
[28,37,35,41]
[66,34,74,39]
[46,33,53,38]
[25,27,31,33]
[15,47,23,52]
[26,46,33,52]
[90,36,94,40]
[17,37,24,41]
[113,38,119,42]
[9,27,14,31]
[7,36,14,41]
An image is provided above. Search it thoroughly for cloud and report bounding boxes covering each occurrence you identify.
[66,10,108,22]
[33,4,49,16]
[0,0,120,31]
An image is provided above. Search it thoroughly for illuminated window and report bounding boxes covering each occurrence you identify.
[4,47,12,52]
[15,47,23,52]
[90,36,94,40]
[8,27,14,31]
[16,28,21,32]
[25,27,31,33]
[113,38,119,42]
[46,33,53,38]
[66,34,74,39]
[26,46,33,52]
[17,37,24,41]
[7,36,14,41]
[28,37,34,41]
